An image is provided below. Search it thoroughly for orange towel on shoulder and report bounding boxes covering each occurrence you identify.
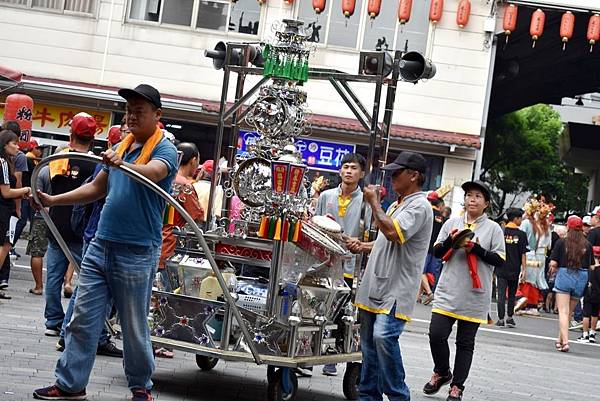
[115,127,163,165]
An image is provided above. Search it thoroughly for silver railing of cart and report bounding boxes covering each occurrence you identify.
[30,152,263,364]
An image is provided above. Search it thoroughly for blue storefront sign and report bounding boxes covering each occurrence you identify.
[237,130,356,172]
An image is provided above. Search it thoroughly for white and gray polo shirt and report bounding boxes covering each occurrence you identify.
[355,191,432,321]
[432,214,505,323]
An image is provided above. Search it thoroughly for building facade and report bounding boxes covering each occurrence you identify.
[4,0,597,210]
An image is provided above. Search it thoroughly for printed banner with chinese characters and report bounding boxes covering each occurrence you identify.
[0,102,112,137]
[237,130,356,172]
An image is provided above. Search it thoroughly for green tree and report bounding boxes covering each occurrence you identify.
[480,104,588,216]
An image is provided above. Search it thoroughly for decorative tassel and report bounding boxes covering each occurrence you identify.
[274,218,282,240]
[258,216,269,238]
[293,220,302,242]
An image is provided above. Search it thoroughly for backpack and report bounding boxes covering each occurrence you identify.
[70,175,95,239]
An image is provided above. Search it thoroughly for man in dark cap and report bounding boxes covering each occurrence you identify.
[347,151,433,401]
[34,84,178,401]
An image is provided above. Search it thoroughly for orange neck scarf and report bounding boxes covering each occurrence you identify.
[116,127,163,165]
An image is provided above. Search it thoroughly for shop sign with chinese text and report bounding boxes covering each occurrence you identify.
[237,130,356,172]
[0,102,112,137]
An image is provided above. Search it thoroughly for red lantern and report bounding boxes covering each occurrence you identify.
[284,0,293,5]
[503,4,518,36]
[530,8,545,48]
[560,11,575,50]
[429,0,443,24]
[456,0,471,28]
[342,0,355,18]
[257,0,266,5]
[367,0,381,19]
[398,0,412,24]
[587,14,600,52]
[3,93,33,147]
[313,0,326,14]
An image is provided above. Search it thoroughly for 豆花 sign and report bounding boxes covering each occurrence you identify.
[237,130,356,172]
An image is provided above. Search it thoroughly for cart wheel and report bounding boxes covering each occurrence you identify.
[267,367,298,401]
[342,362,361,400]
[195,355,219,371]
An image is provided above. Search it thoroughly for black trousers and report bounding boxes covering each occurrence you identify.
[428,312,480,390]
[496,277,519,320]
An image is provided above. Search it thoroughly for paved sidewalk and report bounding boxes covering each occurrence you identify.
[1,248,600,401]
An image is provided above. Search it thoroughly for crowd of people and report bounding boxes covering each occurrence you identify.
[0,85,597,401]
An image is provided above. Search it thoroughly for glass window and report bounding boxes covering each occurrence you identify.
[130,0,160,22]
[32,0,62,9]
[64,0,94,13]
[228,1,261,34]
[327,0,363,48]
[196,1,228,31]
[129,0,260,34]
[362,5,397,51]
[297,0,327,44]
[0,0,28,5]
[162,0,194,25]
[395,0,431,54]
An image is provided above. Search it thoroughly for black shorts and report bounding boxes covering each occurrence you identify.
[583,298,600,318]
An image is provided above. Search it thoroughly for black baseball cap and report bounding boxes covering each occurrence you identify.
[461,180,491,202]
[382,152,427,174]
[118,84,162,109]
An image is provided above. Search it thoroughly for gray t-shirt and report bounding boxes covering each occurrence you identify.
[315,185,370,277]
[13,151,28,173]
[355,191,432,321]
[432,214,505,323]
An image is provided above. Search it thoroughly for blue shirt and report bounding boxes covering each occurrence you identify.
[96,137,178,246]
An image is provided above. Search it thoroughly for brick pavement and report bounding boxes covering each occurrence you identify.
[1,256,600,401]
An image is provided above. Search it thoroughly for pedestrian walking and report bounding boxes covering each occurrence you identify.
[348,151,433,401]
[496,207,528,327]
[0,130,32,299]
[549,215,594,352]
[42,113,97,337]
[578,262,600,343]
[423,180,505,401]
[33,84,178,401]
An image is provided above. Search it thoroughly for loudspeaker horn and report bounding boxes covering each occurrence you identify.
[399,52,436,82]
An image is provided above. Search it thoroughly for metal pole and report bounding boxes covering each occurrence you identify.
[329,78,371,132]
[30,153,264,365]
[339,80,374,126]
[378,51,402,182]
[206,46,233,231]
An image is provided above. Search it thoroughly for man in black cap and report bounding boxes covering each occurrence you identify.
[347,151,433,401]
[34,84,178,401]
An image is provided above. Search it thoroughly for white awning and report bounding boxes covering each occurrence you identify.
[507,0,600,13]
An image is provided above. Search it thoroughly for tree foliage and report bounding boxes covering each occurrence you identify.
[480,104,588,216]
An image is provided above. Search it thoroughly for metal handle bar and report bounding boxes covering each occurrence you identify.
[30,152,263,364]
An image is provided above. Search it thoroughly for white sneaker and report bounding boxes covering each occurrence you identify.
[569,321,583,331]
[596,321,600,331]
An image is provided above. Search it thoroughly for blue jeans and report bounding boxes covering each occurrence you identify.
[60,241,112,345]
[358,307,409,401]
[45,241,83,330]
[55,238,159,392]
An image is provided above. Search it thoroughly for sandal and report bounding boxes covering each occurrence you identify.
[555,342,562,351]
[0,291,11,299]
[560,344,570,353]
[29,288,43,295]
